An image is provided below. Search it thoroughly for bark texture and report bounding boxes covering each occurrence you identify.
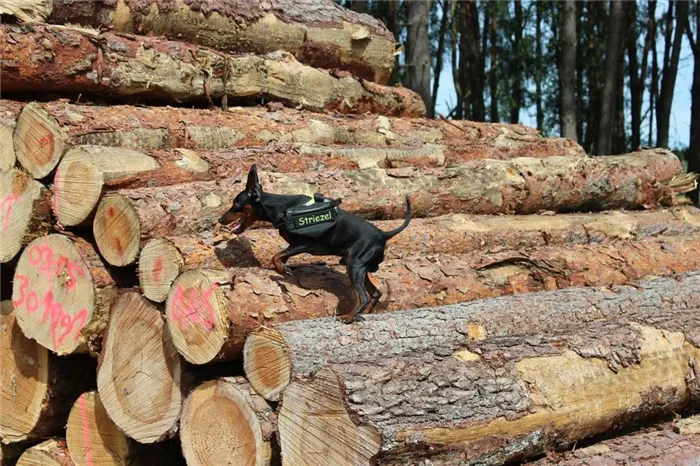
[11,100,586,169]
[93,150,688,244]
[528,419,700,465]
[46,0,396,84]
[180,377,277,466]
[0,100,23,172]
[168,235,700,365]
[559,1,577,140]
[1,301,95,444]
[270,273,700,465]
[1,23,423,117]
[12,234,119,355]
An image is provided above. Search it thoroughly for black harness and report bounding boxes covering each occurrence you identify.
[274,193,342,238]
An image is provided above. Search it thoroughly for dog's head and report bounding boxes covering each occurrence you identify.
[218,165,263,234]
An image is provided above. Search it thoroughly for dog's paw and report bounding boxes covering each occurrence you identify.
[275,264,293,276]
[338,313,361,324]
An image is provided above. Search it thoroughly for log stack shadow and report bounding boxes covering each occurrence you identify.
[1,1,699,465]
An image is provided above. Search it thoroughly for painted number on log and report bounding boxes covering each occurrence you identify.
[171,284,218,331]
[13,240,88,350]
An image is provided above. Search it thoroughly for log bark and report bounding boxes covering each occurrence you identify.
[0,169,52,263]
[91,150,690,257]
[11,234,119,355]
[0,301,95,443]
[96,292,183,443]
[16,439,73,466]
[0,100,23,172]
[65,391,185,466]
[1,23,424,117]
[140,207,700,302]
[180,377,277,466]
[45,0,396,84]
[167,235,700,365]
[11,101,585,180]
[527,418,700,465]
[265,273,700,465]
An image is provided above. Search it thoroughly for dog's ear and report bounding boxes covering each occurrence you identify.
[245,165,260,196]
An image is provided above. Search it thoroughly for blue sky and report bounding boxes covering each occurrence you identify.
[433,26,694,150]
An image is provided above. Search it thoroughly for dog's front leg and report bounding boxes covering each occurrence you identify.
[271,244,313,276]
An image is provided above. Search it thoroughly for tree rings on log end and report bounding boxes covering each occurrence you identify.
[93,193,140,266]
[14,103,67,179]
[53,157,104,227]
[66,391,130,466]
[0,301,50,443]
[12,234,113,355]
[244,327,291,402]
[165,269,229,365]
[16,439,73,466]
[278,368,381,466]
[96,292,182,443]
[139,238,184,303]
[180,378,275,466]
[0,169,51,263]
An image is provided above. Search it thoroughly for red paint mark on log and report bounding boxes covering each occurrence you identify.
[171,283,218,331]
[0,194,20,230]
[114,237,123,257]
[152,256,163,283]
[79,394,95,466]
[107,207,114,217]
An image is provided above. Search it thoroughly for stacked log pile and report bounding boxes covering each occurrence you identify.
[1,1,699,465]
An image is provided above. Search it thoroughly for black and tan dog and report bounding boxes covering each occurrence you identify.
[219,165,412,323]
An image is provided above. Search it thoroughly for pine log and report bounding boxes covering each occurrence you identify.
[139,207,700,301]
[0,169,52,263]
[11,100,586,173]
[89,150,690,261]
[65,391,185,466]
[0,301,95,443]
[180,377,277,466]
[45,0,396,84]
[0,100,23,172]
[527,419,700,465]
[168,235,700,365]
[96,292,183,443]
[16,439,73,466]
[11,234,118,355]
[268,273,700,465]
[1,23,425,116]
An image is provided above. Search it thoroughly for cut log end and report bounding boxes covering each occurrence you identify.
[96,292,182,443]
[66,391,130,466]
[0,122,16,171]
[244,328,291,402]
[16,439,74,466]
[165,269,230,364]
[93,193,140,266]
[53,157,104,227]
[180,377,275,466]
[138,238,183,303]
[12,235,101,354]
[0,301,50,443]
[0,169,51,263]
[278,368,381,466]
[14,103,67,179]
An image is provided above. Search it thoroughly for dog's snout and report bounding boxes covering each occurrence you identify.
[218,211,237,225]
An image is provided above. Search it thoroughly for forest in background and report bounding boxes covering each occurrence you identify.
[338,0,699,202]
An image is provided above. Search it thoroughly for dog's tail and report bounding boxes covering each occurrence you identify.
[382,195,412,239]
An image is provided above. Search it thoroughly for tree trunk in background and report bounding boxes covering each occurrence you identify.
[560,1,577,140]
[451,1,464,119]
[628,1,655,150]
[657,1,689,148]
[510,0,523,124]
[431,0,450,117]
[597,0,624,155]
[535,1,543,131]
[464,0,484,121]
[650,3,659,147]
[405,0,433,117]
[688,5,700,205]
[576,2,585,141]
[613,13,628,154]
[489,1,499,122]
[584,2,606,153]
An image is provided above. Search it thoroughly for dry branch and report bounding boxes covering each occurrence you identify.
[180,377,277,466]
[262,273,700,465]
[45,0,397,84]
[165,235,700,364]
[96,293,183,443]
[11,234,119,355]
[1,23,424,116]
[0,301,95,443]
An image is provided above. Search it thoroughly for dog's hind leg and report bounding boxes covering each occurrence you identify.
[271,244,313,276]
[339,264,371,324]
[364,275,382,314]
